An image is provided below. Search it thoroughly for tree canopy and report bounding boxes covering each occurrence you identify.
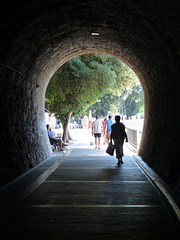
[45,53,143,141]
[85,93,119,117]
[124,84,144,118]
[85,84,144,119]
[45,53,139,123]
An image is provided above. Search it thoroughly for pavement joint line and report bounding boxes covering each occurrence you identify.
[22,204,162,208]
[57,167,138,169]
[61,160,134,162]
[45,180,148,183]
[132,155,180,223]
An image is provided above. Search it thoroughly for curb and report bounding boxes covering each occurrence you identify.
[132,154,180,224]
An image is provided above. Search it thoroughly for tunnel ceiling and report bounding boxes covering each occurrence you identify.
[0,0,180,195]
[1,1,179,84]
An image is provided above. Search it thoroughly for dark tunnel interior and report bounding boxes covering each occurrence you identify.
[0,0,180,196]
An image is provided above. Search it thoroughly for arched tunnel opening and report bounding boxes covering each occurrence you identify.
[45,52,144,150]
[0,1,179,198]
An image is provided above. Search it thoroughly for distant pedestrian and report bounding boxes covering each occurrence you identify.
[88,119,93,129]
[102,118,107,144]
[88,118,93,145]
[92,116,103,149]
[105,115,114,144]
[111,115,128,166]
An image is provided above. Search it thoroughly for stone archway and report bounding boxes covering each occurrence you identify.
[0,0,179,194]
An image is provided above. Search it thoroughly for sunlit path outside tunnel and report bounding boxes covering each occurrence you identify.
[54,128,135,156]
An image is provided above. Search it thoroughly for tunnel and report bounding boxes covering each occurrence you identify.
[0,0,180,197]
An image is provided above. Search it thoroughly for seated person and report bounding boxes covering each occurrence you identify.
[46,124,68,151]
[49,127,56,136]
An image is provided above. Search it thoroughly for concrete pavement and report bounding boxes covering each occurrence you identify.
[0,129,179,239]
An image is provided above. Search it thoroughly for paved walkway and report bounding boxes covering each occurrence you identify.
[0,135,179,239]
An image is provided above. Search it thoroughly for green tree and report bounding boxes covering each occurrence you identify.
[46,54,120,141]
[85,93,119,117]
[123,84,144,119]
[45,53,140,141]
[85,84,144,119]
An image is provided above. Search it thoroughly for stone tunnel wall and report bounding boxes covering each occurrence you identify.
[0,0,180,195]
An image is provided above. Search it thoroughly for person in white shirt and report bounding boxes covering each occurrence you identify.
[92,116,103,149]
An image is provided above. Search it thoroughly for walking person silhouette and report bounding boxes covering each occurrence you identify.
[111,115,128,166]
[92,116,103,149]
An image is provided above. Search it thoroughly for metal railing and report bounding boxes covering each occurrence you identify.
[125,120,144,149]
[126,128,138,148]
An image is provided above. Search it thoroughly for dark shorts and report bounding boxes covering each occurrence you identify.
[94,133,101,138]
[50,138,61,145]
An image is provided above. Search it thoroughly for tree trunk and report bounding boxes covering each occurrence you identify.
[62,112,72,143]
[68,131,73,140]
